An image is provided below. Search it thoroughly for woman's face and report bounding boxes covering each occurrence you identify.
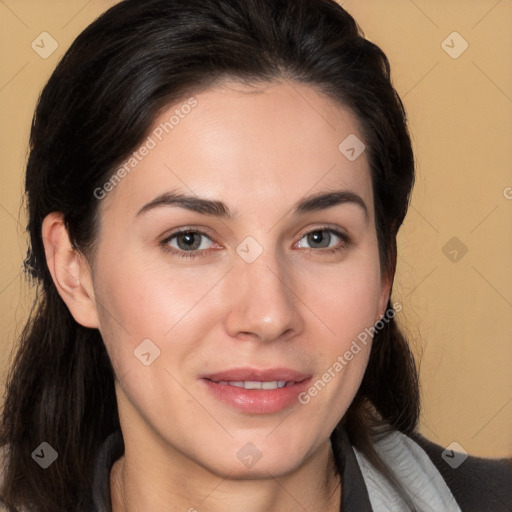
[87,80,391,478]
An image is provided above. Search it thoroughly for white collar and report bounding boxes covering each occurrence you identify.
[353,430,462,512]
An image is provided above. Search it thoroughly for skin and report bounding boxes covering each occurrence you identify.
[42,80,392,512]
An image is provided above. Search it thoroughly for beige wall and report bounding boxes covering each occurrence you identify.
[0,0,510,458]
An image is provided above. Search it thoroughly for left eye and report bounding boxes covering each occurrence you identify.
[296,229,345,250]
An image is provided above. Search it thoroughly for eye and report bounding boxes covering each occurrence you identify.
[160,226,351,260]
[161,229,217,259]
[295,228,350,252]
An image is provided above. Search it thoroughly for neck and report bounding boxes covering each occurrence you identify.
[110,439,341,512]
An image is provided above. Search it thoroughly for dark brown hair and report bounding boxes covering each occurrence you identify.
[0,0,418,510]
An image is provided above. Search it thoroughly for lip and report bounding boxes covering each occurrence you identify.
[201,367,312,414]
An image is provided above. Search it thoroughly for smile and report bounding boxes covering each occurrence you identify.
[212,380,294,389]
[201,368,312,414]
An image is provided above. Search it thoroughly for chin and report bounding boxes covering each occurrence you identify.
[208,454,304,481]
[197,438,311,480]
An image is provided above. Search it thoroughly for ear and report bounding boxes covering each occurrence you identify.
[376,269,393,322]
[41,212,100,328]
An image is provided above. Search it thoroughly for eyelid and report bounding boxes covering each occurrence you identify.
[295,223,351,241]
[160,228,221,255]
[160,226,218,244]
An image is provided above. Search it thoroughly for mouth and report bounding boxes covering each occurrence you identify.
[201,368,312,414]
[213,380,295,389]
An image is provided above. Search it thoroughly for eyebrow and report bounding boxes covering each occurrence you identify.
[136,189,368,220]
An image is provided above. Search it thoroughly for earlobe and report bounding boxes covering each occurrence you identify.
[41,212,100,329]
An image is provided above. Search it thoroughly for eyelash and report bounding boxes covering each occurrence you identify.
[160,227,352,260]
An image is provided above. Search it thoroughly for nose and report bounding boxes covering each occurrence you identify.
[224,248,304,343]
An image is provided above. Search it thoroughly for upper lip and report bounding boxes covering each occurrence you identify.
[202,367,311,383]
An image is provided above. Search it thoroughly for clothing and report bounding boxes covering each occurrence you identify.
[90,428,512,511]
[353,430,462,511]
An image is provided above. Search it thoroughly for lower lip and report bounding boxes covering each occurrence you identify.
[202,379,311,414]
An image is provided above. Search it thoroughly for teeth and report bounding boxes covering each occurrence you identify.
[215,380,290,389]
[245,381,262,389]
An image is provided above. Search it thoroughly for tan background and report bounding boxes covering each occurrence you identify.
[0,0,511,458]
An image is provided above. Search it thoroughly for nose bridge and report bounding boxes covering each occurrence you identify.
[224,239,302,342]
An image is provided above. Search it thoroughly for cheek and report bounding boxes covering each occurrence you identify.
[298,248,383,343]
[91,249,227,369]
[292,245,382,404]
[90,258,224,431]
[295,271,378,440]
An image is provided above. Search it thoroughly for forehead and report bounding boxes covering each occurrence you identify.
[98,80,373,219]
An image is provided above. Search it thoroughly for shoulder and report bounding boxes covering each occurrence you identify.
[409,432,512,512]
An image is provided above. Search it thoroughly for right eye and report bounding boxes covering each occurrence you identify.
[160,229,219,259]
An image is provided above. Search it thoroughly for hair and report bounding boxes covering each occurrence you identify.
[0,0,419,510]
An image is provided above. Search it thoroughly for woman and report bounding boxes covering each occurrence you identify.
[0,0,510,511]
